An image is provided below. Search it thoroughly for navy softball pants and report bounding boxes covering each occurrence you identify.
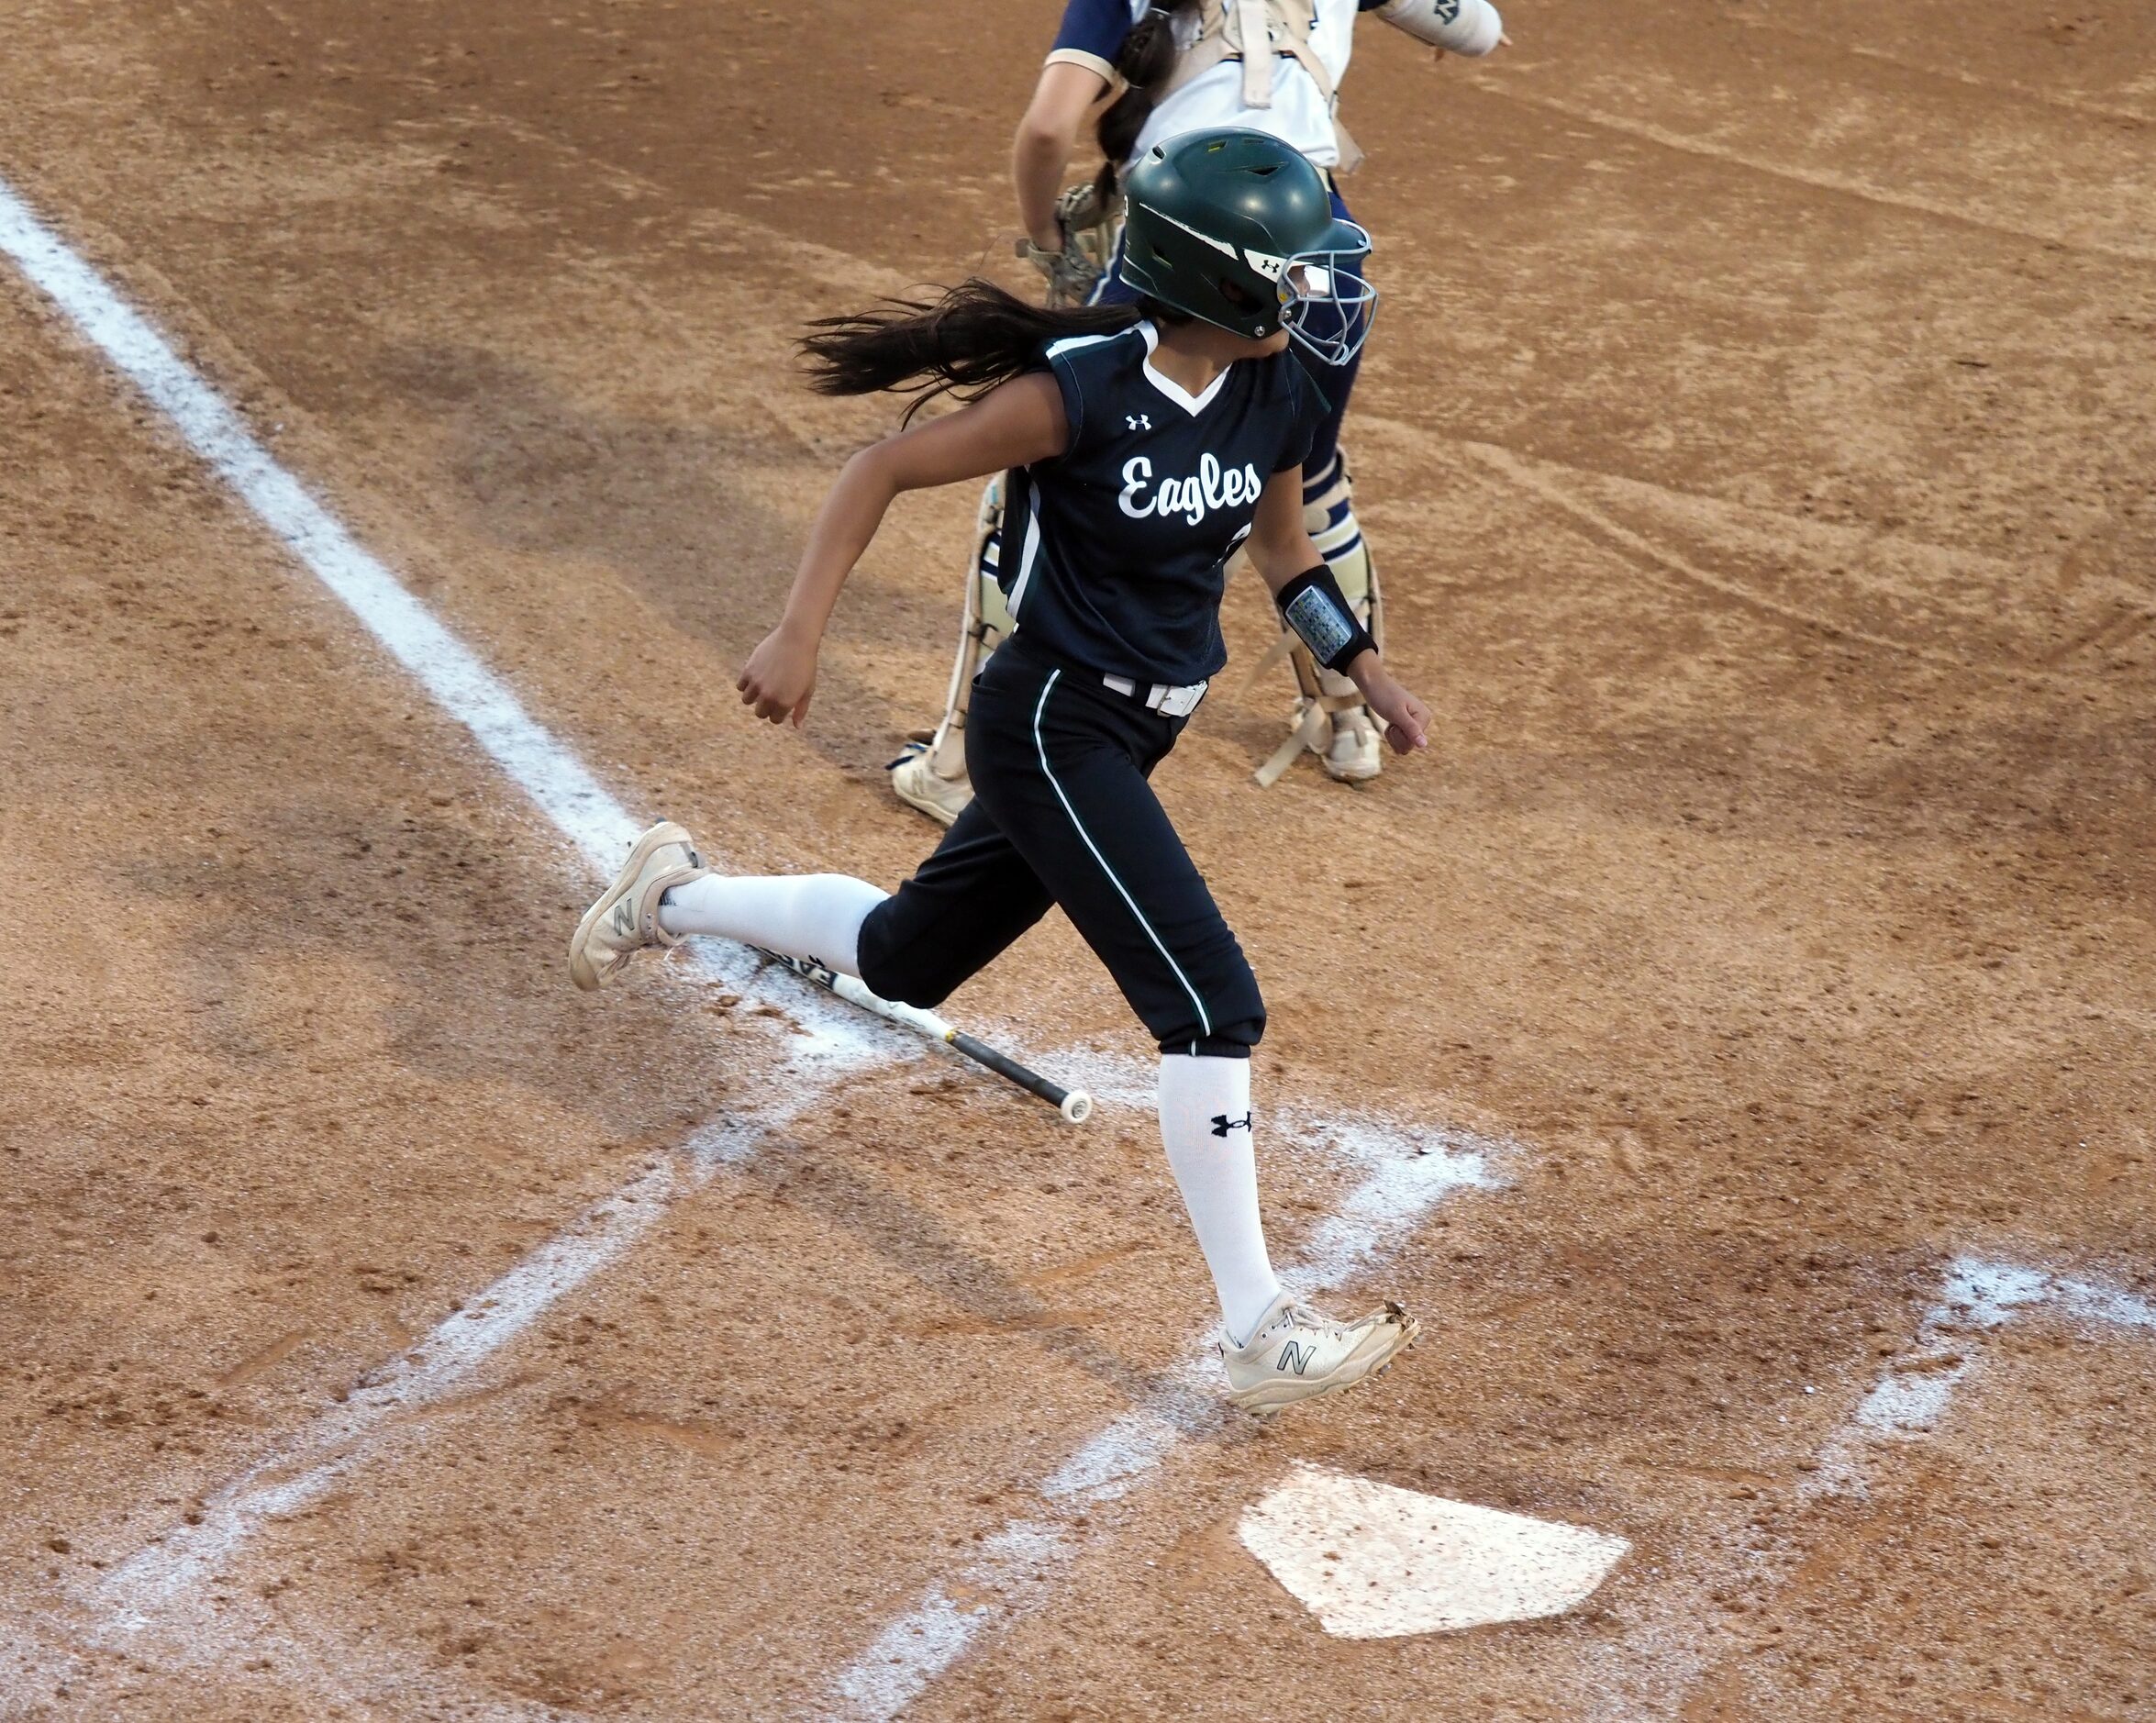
[856,635,1265,1057]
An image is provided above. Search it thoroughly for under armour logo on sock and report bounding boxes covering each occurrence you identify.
[1126,413,1151,431]
[1210,1112,1252,1138]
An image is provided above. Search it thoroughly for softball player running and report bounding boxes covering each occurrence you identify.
[573,130,1427,1412]
[891,0,1504,824]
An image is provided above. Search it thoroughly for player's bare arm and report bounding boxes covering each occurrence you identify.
[1013,61,1110,251]
[1246,465,1429,755]
[738,372,1070,728]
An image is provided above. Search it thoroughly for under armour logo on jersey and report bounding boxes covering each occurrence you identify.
[1277,1339,1316,1375]
[1126,413,1151,431]
[1210,1111,1252,1138]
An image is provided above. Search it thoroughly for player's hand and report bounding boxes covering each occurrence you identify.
[738,623,820,728]
[1357,666,1430,756]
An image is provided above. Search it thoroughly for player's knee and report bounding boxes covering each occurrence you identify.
[1166,1017,1264,1059]
[854,904,956,1012]
[859,955,957,1015]
[1154,967,1264,1058]
[859,964,954,1011]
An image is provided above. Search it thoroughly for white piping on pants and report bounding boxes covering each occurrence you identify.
[1030,668,1212,1041]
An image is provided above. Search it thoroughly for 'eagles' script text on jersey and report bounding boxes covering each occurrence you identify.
[999,321,1327,687]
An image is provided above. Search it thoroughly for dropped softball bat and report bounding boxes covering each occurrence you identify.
[758,950,1094,1124]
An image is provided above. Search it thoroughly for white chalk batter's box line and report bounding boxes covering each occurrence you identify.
[0,173,1523,1717]
[1807,1252,2156,1501]
[1580,1254,2156,1722]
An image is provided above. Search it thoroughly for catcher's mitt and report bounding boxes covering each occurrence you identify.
[1016,182,1125,306]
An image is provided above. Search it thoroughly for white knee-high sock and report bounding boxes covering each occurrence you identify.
[1157,1053,1283,1347]
[657,873,887,976]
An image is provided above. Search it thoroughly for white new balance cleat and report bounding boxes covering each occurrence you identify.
[889,741,974,828]
[1222,1290,1419,1416]
[568,821,708,992]
[1321,705,1384,784]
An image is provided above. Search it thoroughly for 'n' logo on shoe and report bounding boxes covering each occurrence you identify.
[1277,1339,1316,1375]
[609,897,638,937]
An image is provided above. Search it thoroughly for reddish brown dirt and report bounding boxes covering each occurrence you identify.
[3,2,2153,1717]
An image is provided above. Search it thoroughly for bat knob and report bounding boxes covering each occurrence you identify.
[1059,1089,1094,1126]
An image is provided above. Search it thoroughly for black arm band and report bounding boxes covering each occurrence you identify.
[1275,565,1376,673]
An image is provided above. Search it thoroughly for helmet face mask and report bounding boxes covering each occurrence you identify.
[1273,224,1378,368]
[1117,128,1378,365]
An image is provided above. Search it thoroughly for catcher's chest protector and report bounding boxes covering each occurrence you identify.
[1163,0,1335,111]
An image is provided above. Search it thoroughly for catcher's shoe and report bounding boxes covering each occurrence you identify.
[1322,704,1384,783]
[1222,1290,1418,1416]
[888,742,974,828]
[568,821,708,992]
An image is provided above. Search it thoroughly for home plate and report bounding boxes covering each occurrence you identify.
[1238,1464,1629,1638]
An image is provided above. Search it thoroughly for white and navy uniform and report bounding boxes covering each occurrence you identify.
[857,323,1328,1055]
[1046,0,1374,169]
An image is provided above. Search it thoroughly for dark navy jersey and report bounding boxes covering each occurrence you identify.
[999,321,1328,687]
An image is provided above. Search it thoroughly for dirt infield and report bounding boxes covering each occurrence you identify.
[3,1,2152,1717]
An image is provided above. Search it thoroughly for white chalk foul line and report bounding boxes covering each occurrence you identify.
[0,172,904,1639]
[0,179,633,869]
[1806,1252,2156,1500]
[830,1124,1505,1720]
[0,175,889,1062]
[1593,1254,2156,1719]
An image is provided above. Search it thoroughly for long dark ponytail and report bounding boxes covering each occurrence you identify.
[799,279,1143,424]
[1094,1,1203,202]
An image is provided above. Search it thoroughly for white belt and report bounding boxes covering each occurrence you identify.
[1102,673,1208,717]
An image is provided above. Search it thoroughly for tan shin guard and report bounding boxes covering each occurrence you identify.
[923,476,1012,781]
[1251,457,1384,787]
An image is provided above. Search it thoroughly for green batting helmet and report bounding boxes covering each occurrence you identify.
[1117,128,1376,365]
